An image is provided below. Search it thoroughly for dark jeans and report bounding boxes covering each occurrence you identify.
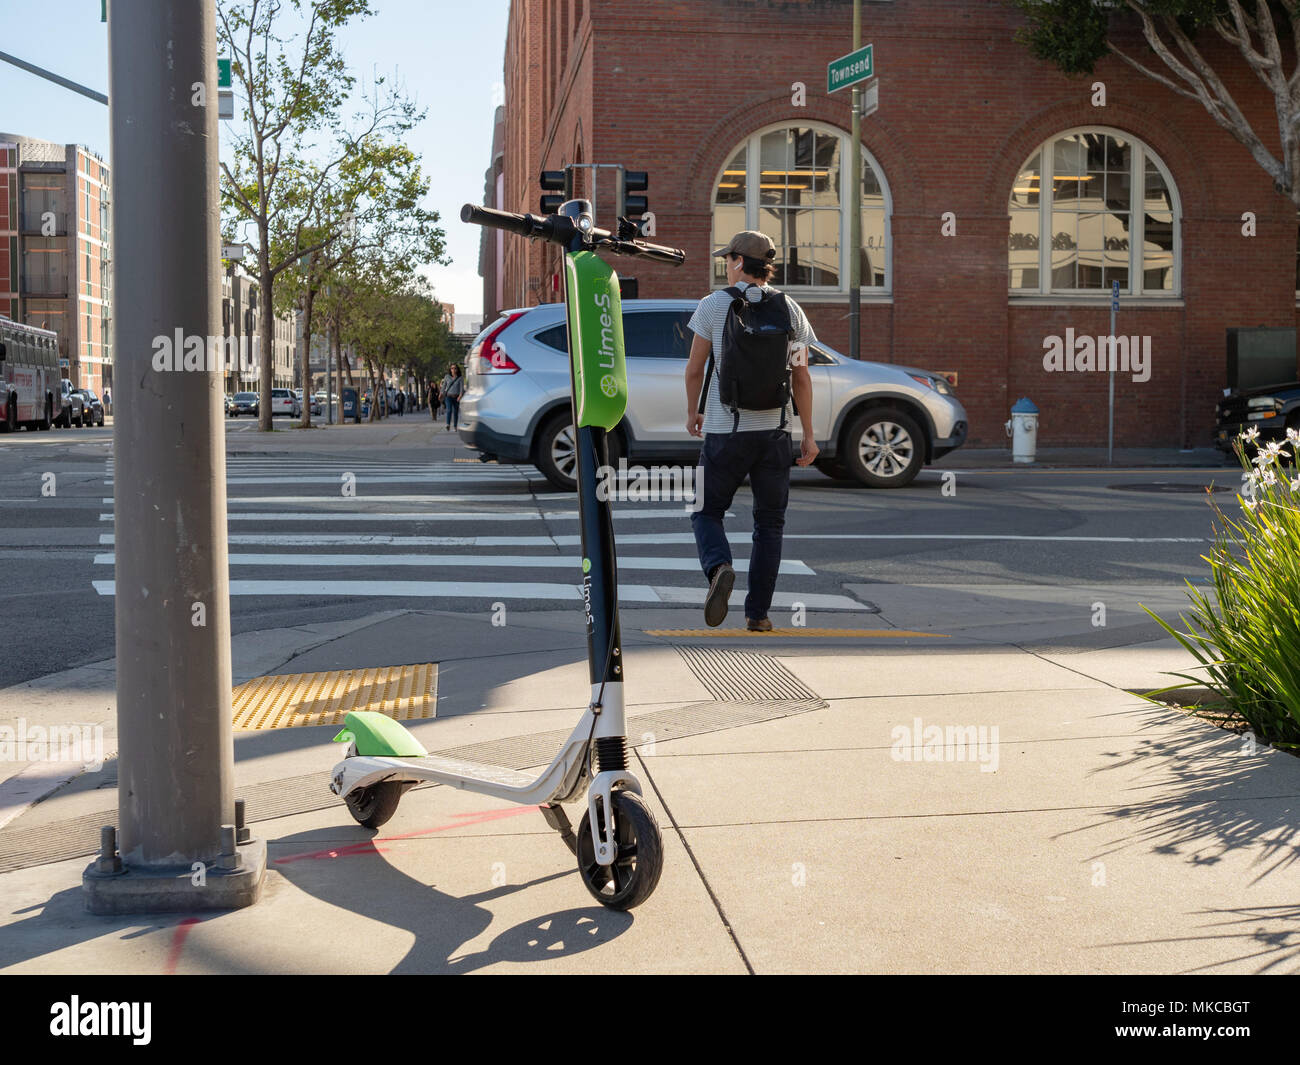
[691,429,792,621]
[445,396,460,429]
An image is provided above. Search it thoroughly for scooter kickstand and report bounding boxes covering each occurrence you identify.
[539,803,579,856]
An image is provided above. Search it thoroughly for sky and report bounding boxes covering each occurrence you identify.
[0,0,510,325]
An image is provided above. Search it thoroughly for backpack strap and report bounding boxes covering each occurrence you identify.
[699,288,746,418]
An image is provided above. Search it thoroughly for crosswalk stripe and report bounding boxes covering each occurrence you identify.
[91,551,814,575]
[95,533,738,547]
[91,579,862,608]
[98,509,715,522]
[103,494,574,504]
[105,474,530,486]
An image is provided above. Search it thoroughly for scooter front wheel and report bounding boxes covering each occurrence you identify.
[576,789,663,910]
[345,781,403,829]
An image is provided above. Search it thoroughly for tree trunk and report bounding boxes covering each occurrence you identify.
[258,235,273,432]
[365,356,378,422]
[300,284,316,428]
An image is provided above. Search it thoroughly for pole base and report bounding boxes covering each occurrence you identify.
[81,837,266,915]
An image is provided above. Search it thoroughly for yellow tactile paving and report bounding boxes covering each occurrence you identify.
[231,664,438,730]
[644,628,949,638]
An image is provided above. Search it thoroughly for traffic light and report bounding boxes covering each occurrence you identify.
[540,169,568,214]
[618,169,648,219]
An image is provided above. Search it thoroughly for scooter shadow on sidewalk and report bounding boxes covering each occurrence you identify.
[0,831,631,974]
[266,826,631,973]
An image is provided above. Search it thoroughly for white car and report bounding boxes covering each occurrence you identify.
[270,388,301,417]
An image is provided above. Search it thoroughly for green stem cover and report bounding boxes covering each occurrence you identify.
[564,250,627,430]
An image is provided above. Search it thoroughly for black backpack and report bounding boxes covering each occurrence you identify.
[700,285,795,431]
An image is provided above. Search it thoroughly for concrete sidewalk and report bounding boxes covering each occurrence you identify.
[0,589,1296,974]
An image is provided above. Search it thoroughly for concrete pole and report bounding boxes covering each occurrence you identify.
[86,0,263,913]
[848,0,862,359]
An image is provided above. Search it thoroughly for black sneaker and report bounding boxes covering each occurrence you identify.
[704,563,735,627]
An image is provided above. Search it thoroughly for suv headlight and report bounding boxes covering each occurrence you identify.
[1247,396,1280,409]
[908,373,954,396]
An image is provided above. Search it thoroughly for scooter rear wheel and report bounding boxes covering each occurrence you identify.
[345,781,403,829]
[576,789,663,910]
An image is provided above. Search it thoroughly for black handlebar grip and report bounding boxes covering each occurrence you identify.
[460,203,531,236]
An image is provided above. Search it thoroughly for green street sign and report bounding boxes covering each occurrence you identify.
[218,58,231,89]
[828,44,873,94]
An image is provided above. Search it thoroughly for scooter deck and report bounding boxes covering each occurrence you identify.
[400,753,537,790]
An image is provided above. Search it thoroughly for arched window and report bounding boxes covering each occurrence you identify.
[711,123,891,293]
[1009,128,1179,296]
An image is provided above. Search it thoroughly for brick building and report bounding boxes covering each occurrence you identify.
[484,0,1300,448]
[0,133,112,395]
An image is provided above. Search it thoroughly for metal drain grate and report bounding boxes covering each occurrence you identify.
[674,645,817,702]
[0,647,825,874]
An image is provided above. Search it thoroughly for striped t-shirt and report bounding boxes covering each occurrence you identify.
[688,282,816,434]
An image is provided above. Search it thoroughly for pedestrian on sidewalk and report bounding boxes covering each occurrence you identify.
[684,230,819,631]
[430,379,441,422]
[396,389,405,416]
[443,364,464,432]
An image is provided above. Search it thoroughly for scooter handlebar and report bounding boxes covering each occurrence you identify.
[595,235,686,266]
[461,203,686,265]
[460,203,554,239]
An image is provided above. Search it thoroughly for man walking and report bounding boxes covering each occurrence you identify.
[684,230,819,631]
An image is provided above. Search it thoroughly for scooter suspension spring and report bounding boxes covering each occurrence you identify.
[595,736,628,772]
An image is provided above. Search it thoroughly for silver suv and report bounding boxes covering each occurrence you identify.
[458,298,968,490]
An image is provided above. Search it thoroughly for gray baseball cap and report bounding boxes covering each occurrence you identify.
[711,230,776,260]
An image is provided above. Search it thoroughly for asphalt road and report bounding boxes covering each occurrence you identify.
[0,416,1240,688]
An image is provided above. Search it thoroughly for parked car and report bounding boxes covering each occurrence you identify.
[1215,380,1300,456]
[456,299,969,490]
[271,387,301,417]
[79,388,105,426]
[230,391,258,417]
[57,379,86,428]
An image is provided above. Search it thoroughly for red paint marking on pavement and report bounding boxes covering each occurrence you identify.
[275,840,389,865]
[164,918,201,975]
[378,804,540,842]
[274,805,539,864]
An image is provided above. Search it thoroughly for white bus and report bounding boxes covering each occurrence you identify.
[0,316,60,432]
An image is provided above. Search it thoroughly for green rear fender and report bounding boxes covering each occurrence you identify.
[333,710,428,757]
[565,250,627,430]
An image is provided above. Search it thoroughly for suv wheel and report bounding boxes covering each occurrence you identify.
[843,407,926,488]
[534,412,622,491]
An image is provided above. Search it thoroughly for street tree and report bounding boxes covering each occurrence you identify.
[270,140,446,425]
[218,0,422,430]
[1013,0,1300,205]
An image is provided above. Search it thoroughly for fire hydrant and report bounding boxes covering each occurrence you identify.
[1005,397,1039,463]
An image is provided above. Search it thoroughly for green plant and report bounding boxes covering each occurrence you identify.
[1144,426,1300,750]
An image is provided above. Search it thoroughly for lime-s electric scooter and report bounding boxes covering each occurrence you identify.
[325,196,685,910]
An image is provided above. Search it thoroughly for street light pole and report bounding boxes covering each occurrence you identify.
[848,0,862,360]
[85,0,264,913]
